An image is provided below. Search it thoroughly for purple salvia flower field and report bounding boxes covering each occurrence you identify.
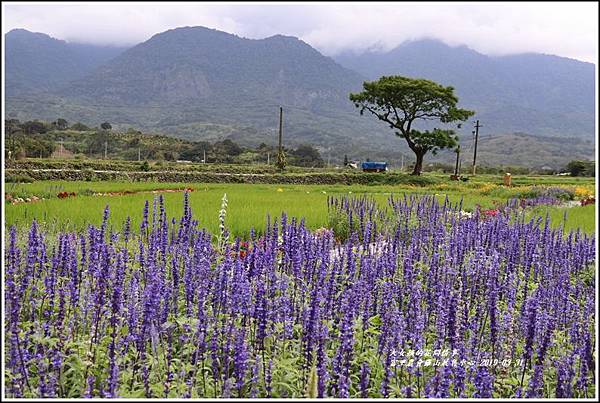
[3,192,596,398]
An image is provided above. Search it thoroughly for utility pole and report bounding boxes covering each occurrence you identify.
[472,120,481,175]
[267,152,270,165]
[400,154,404,172]
[59,139,64,159]
[276,106,286,170]
[7,124,12,160]
[278,107,283,156]
[104,141,108,160]
[138,147,141,162]
[203,149,206,164]
[12,128,16,159]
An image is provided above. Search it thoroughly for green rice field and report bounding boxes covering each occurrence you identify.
[4,176,596,237]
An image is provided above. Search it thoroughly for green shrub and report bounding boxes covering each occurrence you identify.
[517,186,575,201]
[82,168,97,182]
[139,161,151,172]
[5,174,34,183]
[327,210,355,242]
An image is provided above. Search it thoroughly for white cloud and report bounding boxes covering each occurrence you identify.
[2,1,598,62]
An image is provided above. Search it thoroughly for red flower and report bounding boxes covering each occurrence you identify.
[581,196,595,206]
[482,208,500,218]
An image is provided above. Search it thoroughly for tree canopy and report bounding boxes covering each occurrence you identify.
[70,122,91,131]
[350,76,474,175]
[566,160,595,177]
[291,144,325,167]
[52,118,69,130]
[21,120,49,135]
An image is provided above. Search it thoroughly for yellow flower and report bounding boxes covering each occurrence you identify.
[277,188,284,192]
[479,183,497,194]
[575,186,593,198]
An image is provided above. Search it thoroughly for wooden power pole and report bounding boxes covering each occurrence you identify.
[276,106,286,170]
[472,120,482,175]
[278,107,283,155]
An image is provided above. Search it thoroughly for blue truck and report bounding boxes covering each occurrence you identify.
[361,161,387,172]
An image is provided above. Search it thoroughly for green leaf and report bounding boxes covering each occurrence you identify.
[305,361,318,398]
[368,314,382,327]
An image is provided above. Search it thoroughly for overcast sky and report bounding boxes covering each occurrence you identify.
[2,1,598,62]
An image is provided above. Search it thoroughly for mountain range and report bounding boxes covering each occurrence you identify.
[5,28,126,96]
[335,39,595,139]
[4,27,596,168]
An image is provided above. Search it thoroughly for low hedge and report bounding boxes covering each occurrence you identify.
[5,169,439,186]
[5,159,331,174]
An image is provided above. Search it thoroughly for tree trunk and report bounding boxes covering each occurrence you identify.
[411,152,425,176]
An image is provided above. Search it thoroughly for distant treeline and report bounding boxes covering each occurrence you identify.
[4,118,594,176]
[421,161,594,176]
[4,118,326,168]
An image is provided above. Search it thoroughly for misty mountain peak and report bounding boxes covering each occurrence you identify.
[5,28,126,95]
[6,28,66,44]
[264,33,301,42]
[4,25,595,167]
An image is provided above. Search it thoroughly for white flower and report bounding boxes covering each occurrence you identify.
[218,193,229,250]
[458,210,473,219]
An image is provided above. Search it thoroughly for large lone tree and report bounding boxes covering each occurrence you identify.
[350,76,474,175]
